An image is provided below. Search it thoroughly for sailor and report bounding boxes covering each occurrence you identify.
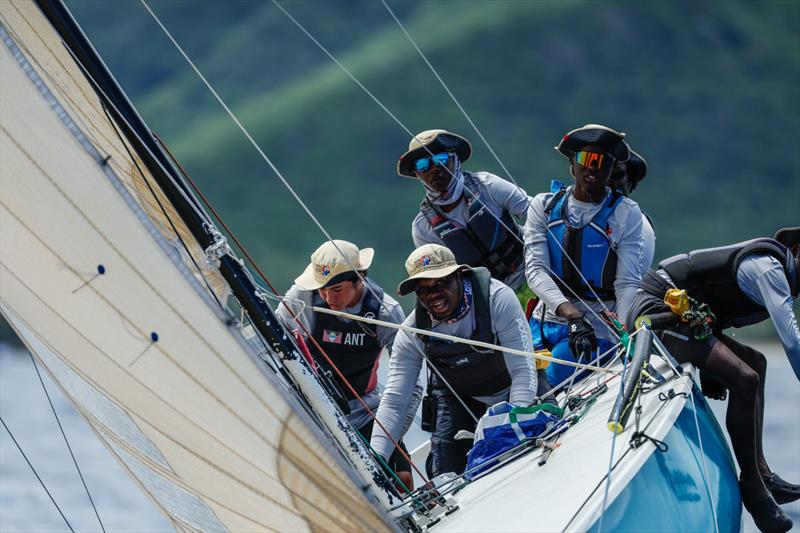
[524,124,644,387]
[398,129,530,295]
[608,144,656,275]
[276,239,416,489]
[626,228,800,533]
[370,244,536,477]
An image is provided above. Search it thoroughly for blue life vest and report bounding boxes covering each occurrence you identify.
[545,181,624,300]
[421,173,523,280]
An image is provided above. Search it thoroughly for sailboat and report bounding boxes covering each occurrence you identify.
[1,0,743,531]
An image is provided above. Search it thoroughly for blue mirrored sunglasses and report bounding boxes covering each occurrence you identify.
[414,152,451,173]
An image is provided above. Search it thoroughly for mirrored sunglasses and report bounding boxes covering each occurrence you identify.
[574,150,616,173]
[414,152,451,173]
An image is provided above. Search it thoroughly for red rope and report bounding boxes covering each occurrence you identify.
[154,134,428,487]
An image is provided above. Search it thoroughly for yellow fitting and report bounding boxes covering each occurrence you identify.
[664,288,690,320]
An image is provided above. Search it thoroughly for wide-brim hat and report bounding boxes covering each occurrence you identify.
[295,240,374,290]
[397,129,472,178]
[555,124,630,162]
[774,227,800,248]
[397,243,469,296]
[624,146,648,184]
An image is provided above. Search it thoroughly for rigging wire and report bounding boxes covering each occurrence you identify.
[25,351,106,532]
[0,416,76,533]
[379,0,620,319]
[272,0,621,342]
[136,0,468,480]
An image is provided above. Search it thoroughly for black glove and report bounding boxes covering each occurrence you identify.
[568,314,597,361]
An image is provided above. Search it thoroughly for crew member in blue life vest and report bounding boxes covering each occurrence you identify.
[524,124,644,387]
[609,144,656,276]
[626,227,800,533]
[370,244,536,477]
[277,239,418,489]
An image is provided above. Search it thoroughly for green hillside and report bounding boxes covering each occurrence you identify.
[2,0,798,342]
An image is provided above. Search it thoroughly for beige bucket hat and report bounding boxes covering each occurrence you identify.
[397,129,472,178]
[295,240,374,290]
[397,244,468,296]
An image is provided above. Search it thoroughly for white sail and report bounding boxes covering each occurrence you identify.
[0,1,391,531]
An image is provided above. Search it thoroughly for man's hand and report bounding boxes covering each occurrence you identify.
[568,314,597,361]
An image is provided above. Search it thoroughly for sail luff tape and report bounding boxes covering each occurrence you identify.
[311,305,613,373]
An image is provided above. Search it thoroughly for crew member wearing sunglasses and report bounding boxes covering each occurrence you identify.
[370,244,536,477]
[523,124,644,388]
[396,129,530,297]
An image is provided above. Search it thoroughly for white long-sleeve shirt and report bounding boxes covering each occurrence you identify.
[370,277,536,459]
[523,186,644,342]
[736,254,800,380]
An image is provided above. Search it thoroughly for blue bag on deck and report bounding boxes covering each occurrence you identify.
[465,402,565,478]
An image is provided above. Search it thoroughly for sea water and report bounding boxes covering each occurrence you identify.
[2,341,798,532]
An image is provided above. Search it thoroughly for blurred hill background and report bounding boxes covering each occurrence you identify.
[2,0,798,342]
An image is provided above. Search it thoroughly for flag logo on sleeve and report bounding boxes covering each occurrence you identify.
[323,330,343,344]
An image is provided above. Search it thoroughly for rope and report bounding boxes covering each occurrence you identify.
[0,416,75,532]
[307,303,614,373]
[26,351,106,532]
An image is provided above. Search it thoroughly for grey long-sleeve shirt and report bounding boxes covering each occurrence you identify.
[412,171,530,290]
[523,186,644,342]
[370,278,536,460]
[276,279,408,428]
[736,254,800,381]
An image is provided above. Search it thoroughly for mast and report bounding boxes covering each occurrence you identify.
[31,0,399,512]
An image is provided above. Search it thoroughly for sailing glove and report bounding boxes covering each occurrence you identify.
[567,314,597,362]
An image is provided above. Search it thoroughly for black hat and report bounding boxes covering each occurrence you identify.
[774,227,800,248]
[624,146,648,185]
[398,129,472,178]
[555,124,629,162]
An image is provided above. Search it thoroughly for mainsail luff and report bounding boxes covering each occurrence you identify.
[0,0,395,530]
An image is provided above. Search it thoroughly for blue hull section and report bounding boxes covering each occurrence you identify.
[589,387,741,532]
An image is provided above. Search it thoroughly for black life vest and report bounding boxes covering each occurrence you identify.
[420,173,523,280]
[310,283,384,399]
[416,268,511,397]
[544,183,625,300]
[660,238,799,329]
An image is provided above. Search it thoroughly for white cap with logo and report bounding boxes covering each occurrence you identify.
[295,240,374,290]
[397,244,468,295]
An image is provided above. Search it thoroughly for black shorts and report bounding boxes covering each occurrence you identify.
[627,273,717,367]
